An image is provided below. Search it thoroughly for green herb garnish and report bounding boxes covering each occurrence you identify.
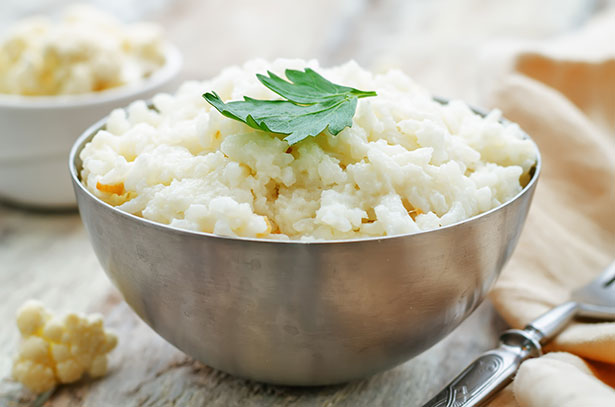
[203,68,377,145]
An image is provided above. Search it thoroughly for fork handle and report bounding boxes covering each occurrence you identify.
[525,301,578,344]
[420,329,542,407]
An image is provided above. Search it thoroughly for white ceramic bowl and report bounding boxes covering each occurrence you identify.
[0,44,182,209]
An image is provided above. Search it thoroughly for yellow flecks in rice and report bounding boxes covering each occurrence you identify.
[80,59,537,241]
[96,181,124,195]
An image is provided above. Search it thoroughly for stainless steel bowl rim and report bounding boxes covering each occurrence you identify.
[69,99,542,245]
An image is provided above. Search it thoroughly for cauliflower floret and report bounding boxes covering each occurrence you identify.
[12,337,56,393]
[12,300,118,393]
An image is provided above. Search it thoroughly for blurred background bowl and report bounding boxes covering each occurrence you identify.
[69,104,541,386]
[0,44,182,209]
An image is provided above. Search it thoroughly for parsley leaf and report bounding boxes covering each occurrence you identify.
[203,68,377,145]
[256,68,377,104]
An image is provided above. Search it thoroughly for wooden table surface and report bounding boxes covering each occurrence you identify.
[0,203,507,406]
[0,0,601,405]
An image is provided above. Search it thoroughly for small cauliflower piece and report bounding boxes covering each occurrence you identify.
[12,300,117,393]
[12,337,56,393]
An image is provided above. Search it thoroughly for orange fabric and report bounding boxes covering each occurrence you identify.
[485,10,615,407]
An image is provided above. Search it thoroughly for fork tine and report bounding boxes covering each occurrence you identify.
[599,262,615,287]
[572,261,615,319]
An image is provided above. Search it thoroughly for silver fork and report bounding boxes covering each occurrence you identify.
[421,262,615,407]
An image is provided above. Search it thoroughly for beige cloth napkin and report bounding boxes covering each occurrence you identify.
[484,10,615,407]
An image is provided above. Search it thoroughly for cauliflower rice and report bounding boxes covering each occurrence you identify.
[80,59,537,241]
[0,5,165,96]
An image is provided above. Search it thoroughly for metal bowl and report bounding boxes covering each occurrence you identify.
[69,103,541,386]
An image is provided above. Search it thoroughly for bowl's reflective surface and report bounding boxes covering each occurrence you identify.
[70,107,540,386]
